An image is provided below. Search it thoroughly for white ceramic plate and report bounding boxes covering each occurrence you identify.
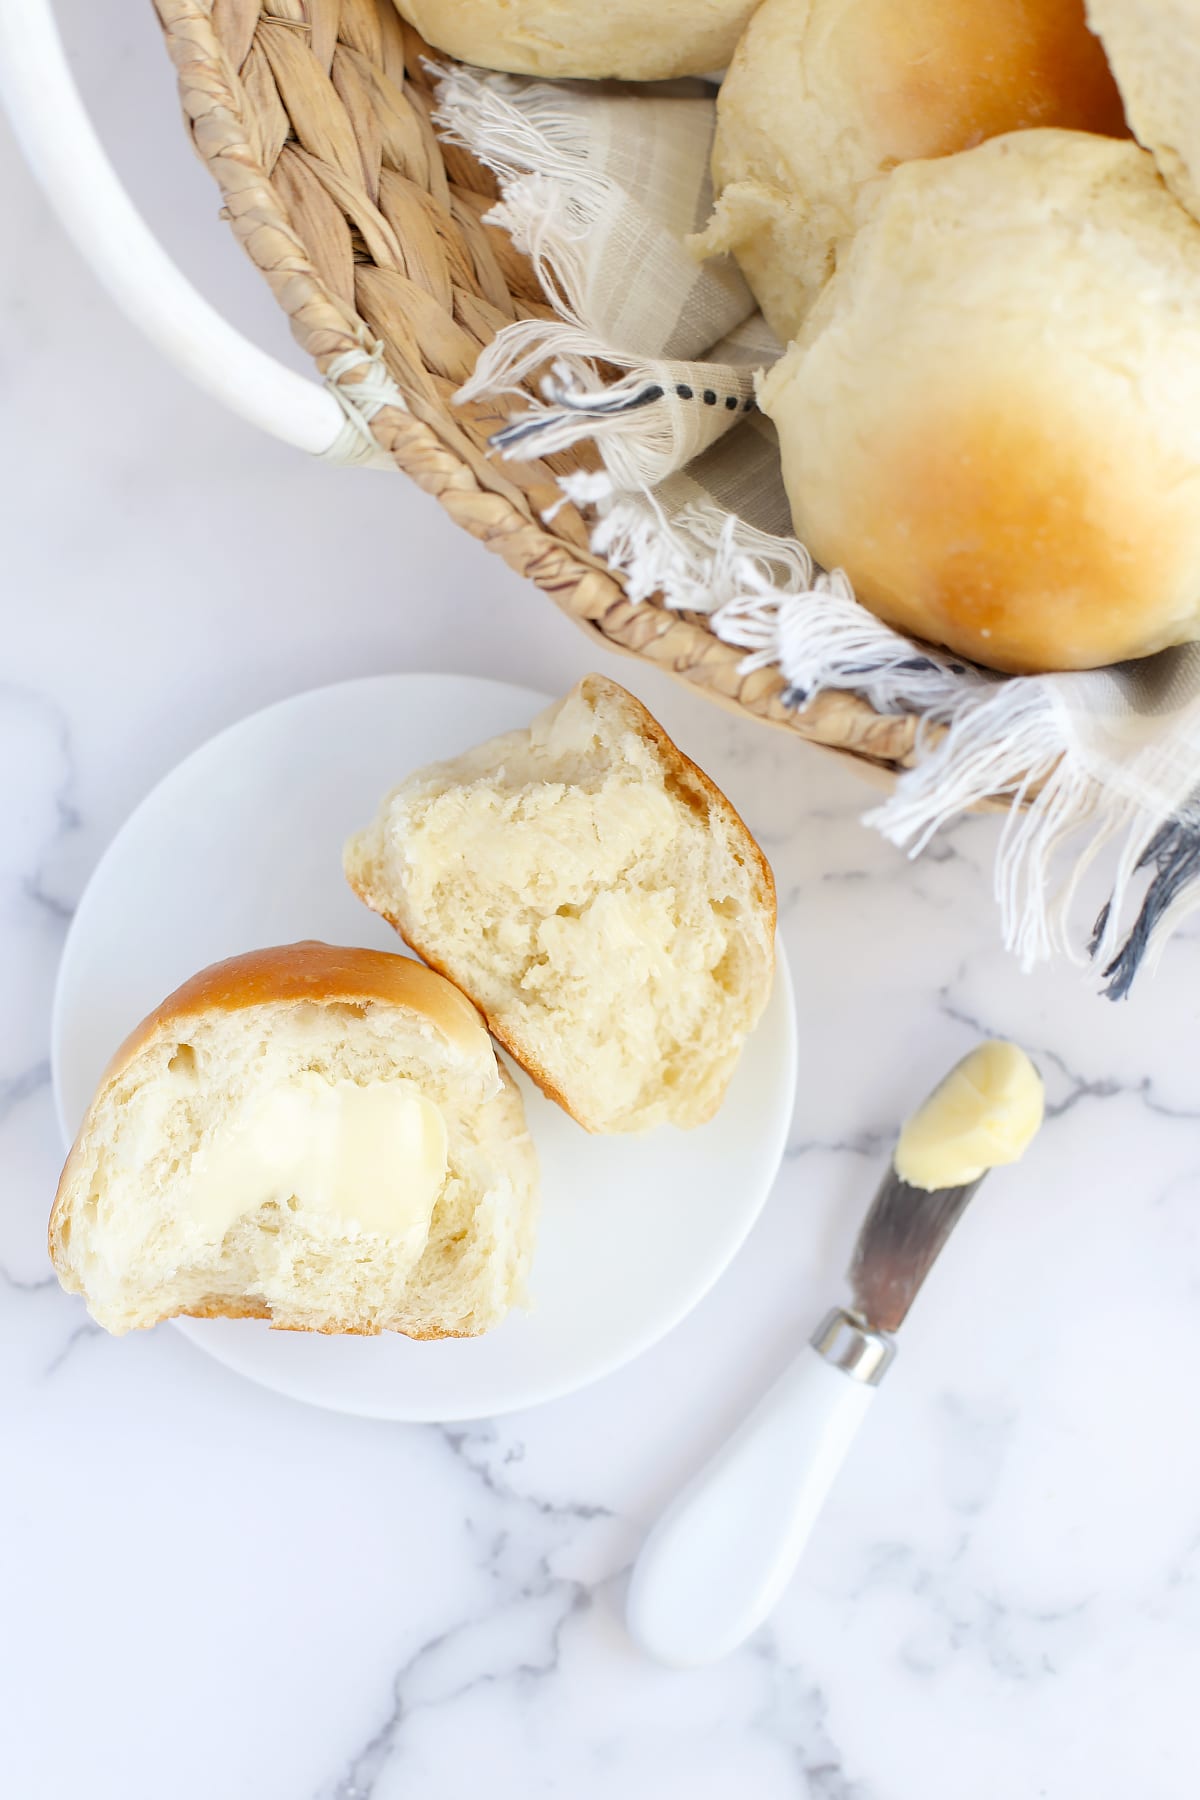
[52,674,796,1420]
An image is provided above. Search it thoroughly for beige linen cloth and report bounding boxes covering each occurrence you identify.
[437,66,1200,996]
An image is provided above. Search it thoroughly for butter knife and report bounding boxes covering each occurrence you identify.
[625,1163,984,1666]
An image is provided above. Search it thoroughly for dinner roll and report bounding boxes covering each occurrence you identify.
[1087,0,1200,222]
[757,130,1200,674]
[701,0,1126,340]
[345,675,776,1134]
[50,942,538,1337]
[393,0,758,81]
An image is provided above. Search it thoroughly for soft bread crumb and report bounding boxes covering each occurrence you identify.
[345,676,776,1133]
[49,944,538,1337]
[1087,0,1200,223]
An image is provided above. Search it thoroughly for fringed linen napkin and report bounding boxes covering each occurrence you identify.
[435,66,1200,996]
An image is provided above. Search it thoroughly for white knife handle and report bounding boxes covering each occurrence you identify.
[626,1312,892,1667]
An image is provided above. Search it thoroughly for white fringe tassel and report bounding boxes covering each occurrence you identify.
[862,677,1184,972]
[433,66,608,204]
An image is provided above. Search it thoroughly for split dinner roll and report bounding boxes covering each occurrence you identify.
[758,130,1200,675]
[50,942,538,1337]
[345,675,776,1134]
[702,0,1126,340]
[393,0,758,81]
[1087,0,1200,224]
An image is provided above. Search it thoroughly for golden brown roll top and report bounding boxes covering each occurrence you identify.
[703,0,1127,339]
[759,130,1200,674]
[97,940,496,1086]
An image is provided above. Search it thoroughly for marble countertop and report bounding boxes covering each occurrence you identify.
[5,8,1200,1796]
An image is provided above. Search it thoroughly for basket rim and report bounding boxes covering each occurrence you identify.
[151,0,924,774]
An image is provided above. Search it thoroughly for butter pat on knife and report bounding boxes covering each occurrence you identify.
[894,1039,1044,1193]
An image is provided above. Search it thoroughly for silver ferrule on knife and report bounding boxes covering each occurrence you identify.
[811,1168,983,1382]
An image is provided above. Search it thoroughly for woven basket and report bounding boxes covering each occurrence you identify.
[151,0,920,776]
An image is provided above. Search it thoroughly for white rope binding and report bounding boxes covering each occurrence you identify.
[319,341,407,469]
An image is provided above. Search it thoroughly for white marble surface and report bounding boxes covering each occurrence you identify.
[5,9,1200,1796]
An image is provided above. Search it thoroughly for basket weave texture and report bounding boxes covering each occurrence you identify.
[152,0,920,772]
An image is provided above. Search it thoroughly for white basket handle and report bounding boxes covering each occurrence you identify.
[0,0,394,462]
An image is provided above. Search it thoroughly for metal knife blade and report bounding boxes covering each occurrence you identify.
[847,1167,983,1336]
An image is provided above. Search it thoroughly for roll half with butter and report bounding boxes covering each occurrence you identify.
[49,942,538,1338]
